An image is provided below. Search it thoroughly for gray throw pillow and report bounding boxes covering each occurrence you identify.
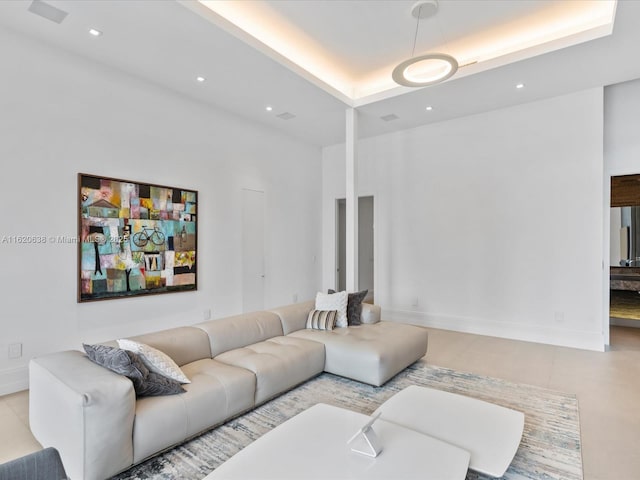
[83,344,185,397]
[83,343,147,380]
[131,371,186,397]
[328,289,368,326]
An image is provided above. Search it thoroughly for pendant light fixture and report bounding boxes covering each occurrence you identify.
[392,0,458,87]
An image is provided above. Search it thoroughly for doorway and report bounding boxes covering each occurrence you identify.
[242,188,265,312]
[336,196,374,295]
[610,175,640,326]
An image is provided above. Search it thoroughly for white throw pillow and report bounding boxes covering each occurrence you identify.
[315,291,348,328]
[117,339,191,384]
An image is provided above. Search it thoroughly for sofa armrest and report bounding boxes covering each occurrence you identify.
[29,350,136,480]
[361,303,381,324]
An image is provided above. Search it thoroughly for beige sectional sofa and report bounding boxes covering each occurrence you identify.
[29,300,428,480]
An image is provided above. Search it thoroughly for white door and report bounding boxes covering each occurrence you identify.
[242,189,265,312]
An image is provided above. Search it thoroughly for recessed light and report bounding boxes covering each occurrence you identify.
[426,106,433,111]
[516,83,525,89]
[265,106,273,112]
[196,76,206,83]
[88,28,102,37]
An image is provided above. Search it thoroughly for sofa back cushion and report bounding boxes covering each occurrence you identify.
[269,300,315,335]
[128,326,212,367]
[195,311,284,357]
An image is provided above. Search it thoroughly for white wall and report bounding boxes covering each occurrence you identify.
[323,88,605,350]
[0,27,322,394]
[605,78,640,175]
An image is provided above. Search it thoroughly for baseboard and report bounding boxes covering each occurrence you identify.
[0,365,29,396]
[384,309,605,352]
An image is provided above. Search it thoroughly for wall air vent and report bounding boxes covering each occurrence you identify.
[380,114,399,122]
[28,0,69,24]
[276,112,296,120]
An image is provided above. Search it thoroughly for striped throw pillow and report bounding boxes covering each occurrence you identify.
[306,310,338,331]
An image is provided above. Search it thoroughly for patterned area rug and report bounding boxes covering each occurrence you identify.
[112,362,582,480]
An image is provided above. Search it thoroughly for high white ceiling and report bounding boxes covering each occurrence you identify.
[1,0,639,147]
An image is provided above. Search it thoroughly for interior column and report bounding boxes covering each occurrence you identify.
[346,107,358,292]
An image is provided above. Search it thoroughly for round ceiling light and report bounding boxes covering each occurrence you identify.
[392,53,458,87]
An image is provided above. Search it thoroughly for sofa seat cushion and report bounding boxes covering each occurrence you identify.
[132,359,255,463]
[287,322,428,386]
[214,336,325,405]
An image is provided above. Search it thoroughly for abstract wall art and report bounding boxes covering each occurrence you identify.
[78,173,197,302]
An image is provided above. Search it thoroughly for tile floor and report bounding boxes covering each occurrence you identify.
[2,326,640,479]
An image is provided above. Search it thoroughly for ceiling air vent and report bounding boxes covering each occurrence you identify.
[276,112,296,120]
[28,0,69,24]
[380,114,399,122]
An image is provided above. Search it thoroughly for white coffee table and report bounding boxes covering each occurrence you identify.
[373,385,525,477]
[204,403,470,479]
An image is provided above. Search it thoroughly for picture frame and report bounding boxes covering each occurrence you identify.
[78,173,197,302]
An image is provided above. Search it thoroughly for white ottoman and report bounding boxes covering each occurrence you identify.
[204,403,470,479]
[373,385,524,478]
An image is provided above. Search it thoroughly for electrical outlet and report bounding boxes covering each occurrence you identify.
[203,308,212,321]
[411,297,419,307]
[293,293,298,303]
[8,343,22,359]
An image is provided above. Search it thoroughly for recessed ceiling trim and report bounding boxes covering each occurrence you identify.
[352,18,616,107]
[178,0,354,106]
[180,0,616,106]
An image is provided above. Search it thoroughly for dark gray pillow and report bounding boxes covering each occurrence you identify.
[132,371,186,397]
[328,289,368,326]
[83,343,147,380]
[83,344,185,397]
